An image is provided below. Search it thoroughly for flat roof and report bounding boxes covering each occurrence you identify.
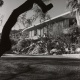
[22,10,76,32]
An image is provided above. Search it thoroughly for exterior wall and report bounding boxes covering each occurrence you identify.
[24,18,70,39]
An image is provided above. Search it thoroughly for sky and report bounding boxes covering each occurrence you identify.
[0,0,70,33]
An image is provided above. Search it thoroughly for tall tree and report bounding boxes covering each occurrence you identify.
[67,0,80,27]
[32,3,51,23]
[18,0,51,27]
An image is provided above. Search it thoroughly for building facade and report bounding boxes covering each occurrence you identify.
[22,11,76,40]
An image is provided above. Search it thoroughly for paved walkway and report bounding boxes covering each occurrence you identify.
[1,54,80,59]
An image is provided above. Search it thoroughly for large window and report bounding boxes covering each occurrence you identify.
[44,26,47,34]
[37,29,40,36]
[34,29,37,36]
[69,18,76,26]
[63,19,69,28]
[41,28,44,36]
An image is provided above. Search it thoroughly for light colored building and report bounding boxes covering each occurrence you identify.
[22,11,76,40]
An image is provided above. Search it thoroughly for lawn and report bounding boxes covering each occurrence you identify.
[0,58,80,80]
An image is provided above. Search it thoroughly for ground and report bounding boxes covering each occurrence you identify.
[0,56,80,80]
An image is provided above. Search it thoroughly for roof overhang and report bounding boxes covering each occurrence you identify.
[22,10,76,32]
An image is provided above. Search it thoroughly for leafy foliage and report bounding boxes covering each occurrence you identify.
[18,0,51,27]
[67,0,80,26]
[67,0,80,10]
[32,4,51,23]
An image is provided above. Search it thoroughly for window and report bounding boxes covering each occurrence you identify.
[34,29,37,36]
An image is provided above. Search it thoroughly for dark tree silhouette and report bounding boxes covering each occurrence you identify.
[0,0,3,7]
[0,0,53,56]
[19,0,51,27]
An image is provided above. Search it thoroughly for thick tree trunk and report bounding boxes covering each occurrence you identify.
[0,0,53,56]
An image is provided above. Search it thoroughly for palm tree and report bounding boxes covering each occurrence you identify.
[67,0,80,27]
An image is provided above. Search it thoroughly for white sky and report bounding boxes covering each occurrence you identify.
[0,0,69,33]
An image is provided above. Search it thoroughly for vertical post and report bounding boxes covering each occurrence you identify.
[39,29,41,37]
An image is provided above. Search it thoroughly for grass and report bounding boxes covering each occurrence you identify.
[0,58,80,80]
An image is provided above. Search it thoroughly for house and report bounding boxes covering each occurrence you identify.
[10,29,22,41]
[22,11,76,40]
